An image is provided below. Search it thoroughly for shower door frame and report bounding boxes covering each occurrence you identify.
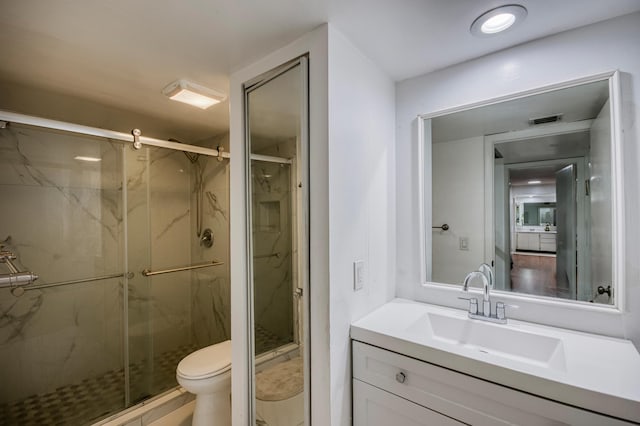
[243,55,311,426]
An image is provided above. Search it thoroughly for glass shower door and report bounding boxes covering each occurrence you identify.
[126,145,231,403]
[0,118,231,424]
[0,123,127,424]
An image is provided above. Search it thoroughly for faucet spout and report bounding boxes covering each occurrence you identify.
[463,269,491,317]
[462,271,488,292]
[478,263,494,302]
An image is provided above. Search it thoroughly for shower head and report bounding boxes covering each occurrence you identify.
[168,138,200,163]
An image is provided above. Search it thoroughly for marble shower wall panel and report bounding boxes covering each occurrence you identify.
[252,160,293,342]
[191,156,231,348]
[147,148,192,356]
[0,124,124,403]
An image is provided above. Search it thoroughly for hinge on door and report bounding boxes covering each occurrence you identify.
[294,287,303,297]
[585,179,590,196]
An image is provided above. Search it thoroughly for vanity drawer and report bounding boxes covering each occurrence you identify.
[353,379,464,426]
[352,341,634,426]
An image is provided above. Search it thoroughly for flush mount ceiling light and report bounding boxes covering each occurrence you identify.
[470,5,527,36]
[162,79,226,110]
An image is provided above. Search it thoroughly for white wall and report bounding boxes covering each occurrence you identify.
[327,26,396,425]
[396,12,640,347]
[431,136,485,284]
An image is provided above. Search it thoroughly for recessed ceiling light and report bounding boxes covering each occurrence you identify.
[528,180,542,184]
[162,79,226,110]
[74,156,101,162]
[470,5,527,37]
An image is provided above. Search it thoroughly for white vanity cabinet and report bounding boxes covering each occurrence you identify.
[516,232,557,252]
[352,341,634,426]
[516,232,540,251]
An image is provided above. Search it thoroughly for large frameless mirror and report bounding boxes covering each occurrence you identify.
[244,57,309,425]
[420,72,622,306]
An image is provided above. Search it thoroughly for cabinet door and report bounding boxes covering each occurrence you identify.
[353,379,463,426]
[527,233,540,251]
[516,233,528,250]
[540,234,557,252]
[517,233,540,251]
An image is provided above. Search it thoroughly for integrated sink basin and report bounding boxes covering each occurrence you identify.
[406,311,566,371]
[351,298,640,423]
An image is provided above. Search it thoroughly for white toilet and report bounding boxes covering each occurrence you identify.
[255,356,304,426]
[176,340,232,426]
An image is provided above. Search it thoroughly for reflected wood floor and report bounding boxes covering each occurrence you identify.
[510,253,573,299]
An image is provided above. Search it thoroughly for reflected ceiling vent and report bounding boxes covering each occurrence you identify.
[529,114,563,125]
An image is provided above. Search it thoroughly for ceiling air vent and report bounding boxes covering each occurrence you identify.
[529,114,563,125]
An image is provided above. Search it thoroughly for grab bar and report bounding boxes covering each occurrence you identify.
[254,252,280,259]
[142,260,224,277]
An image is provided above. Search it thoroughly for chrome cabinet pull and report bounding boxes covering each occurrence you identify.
[395,371,406,384]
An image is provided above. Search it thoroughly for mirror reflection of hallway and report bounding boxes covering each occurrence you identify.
[505,159,581,300]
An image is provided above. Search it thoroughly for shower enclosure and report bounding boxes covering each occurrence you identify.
[0,113,230,425]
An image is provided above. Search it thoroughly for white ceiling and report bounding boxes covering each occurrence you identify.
[1,0,639,142]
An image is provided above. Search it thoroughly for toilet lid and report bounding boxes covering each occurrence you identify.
[177,340,231,379]
[256,356,303,401]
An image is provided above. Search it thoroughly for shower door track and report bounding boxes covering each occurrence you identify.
[0,110,228,158]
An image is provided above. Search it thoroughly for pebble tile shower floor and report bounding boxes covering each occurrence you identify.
[0,344,197,426]
[1,328,288,425]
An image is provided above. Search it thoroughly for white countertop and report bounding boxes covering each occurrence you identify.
[350,298,640,423]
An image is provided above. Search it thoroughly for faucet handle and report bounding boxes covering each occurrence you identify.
[495,302,519,320]
[458,297,478,315]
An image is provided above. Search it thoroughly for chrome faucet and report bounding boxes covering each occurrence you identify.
[461,264,506,324]
[478,263,493,317]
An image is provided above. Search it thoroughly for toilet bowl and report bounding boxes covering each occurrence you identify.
[255,356,304,426]
[176,340,231,426]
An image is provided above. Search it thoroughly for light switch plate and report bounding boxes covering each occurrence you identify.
[354,260,365,291]
[459,237,469,251]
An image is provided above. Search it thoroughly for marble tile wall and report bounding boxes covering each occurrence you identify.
[251,160,293,346]
[190,152,231,348]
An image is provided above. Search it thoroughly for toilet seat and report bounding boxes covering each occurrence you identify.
[177,340,232,380]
